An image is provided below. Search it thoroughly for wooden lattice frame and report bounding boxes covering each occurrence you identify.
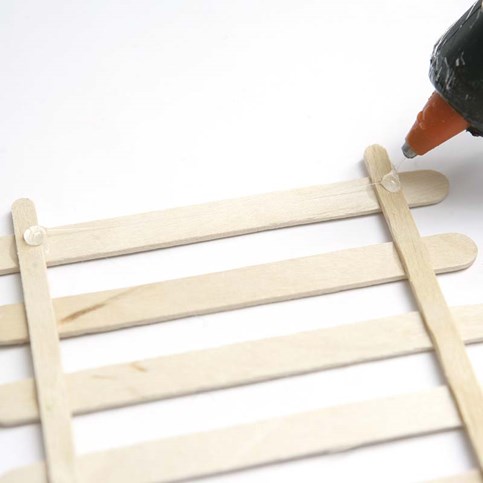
[0,145,480,482]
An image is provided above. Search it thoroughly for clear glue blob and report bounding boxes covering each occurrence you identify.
[23,225,47,246]
[381,168,401,193]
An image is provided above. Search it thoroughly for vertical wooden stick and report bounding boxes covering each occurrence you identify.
[364,145,483,472]
[12,199,79,483]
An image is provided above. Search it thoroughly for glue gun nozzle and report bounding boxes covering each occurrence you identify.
[401,141,417,159]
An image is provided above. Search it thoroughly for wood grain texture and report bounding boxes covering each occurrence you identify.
[0,386,465,483]
[0,171,448,276]
[2,303,483,427]
[11,199,79,483]
[364,144,483,471]
[0,233,476,346]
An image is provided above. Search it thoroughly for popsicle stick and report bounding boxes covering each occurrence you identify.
[0,233,475,346]
[2,303,483,427]
[364,145,483,471]
[0,171,448,276]
[429,472,482,483]
[11,200,78,483]
[0,386,465,483]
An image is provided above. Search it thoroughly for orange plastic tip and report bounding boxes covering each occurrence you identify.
[405,91,469,156]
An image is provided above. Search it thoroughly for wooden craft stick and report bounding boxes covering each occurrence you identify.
[0,233,475,346]
[0,386,466,483]
[429,472,482,483]
[364,145,483,471]
[0,171,448,276]
[2,303,483,427]
[11,200,79,483]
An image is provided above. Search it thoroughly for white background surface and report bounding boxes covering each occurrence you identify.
[1,0,483,481]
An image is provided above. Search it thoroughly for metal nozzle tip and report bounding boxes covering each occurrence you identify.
[402,142,417,159]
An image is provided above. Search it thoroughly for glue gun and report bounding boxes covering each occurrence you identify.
[402,0,483,158]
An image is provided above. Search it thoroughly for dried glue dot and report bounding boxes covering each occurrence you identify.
[23,225,47,246]
[381,169,401,193]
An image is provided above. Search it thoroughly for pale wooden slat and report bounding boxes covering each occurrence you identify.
[0,386,464,483]
[11,199,79,483]
[0,171,448,276]
[364,144,483,472]
[2,303,483,427]
[0,233,475,346]
[429,472,482,483]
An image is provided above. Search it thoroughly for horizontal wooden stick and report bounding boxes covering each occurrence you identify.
[1,303,483,427]
[430,472,482,483]
[0,171,448,276]
[0,233,475,346]
[0,386,464,483]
